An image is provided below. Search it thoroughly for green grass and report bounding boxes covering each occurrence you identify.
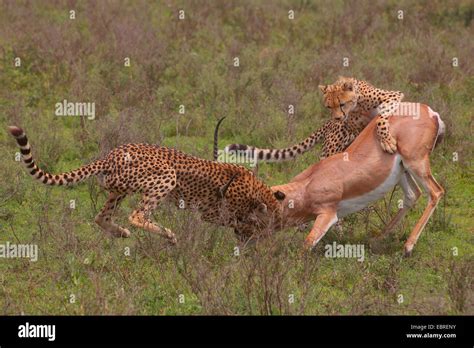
[0,0,472,315]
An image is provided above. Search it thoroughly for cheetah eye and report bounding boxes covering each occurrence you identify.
[340,103,345,107]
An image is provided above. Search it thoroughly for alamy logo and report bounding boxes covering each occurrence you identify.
[379,102,421,118]
[324,242,365,262]
[18,322,56,341]
[55,99,95,120]
[216,149,257,167]
[0,241,38,262]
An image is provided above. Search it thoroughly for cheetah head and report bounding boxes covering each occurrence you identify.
[319,78,358,121]
[233,191,285,242]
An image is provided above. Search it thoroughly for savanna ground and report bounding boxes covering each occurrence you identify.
[0,0,472,315]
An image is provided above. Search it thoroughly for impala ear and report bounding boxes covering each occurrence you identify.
[258,203,268,214]
[342,81,354,92]
[318,85,327,93]
[273,190,285,201]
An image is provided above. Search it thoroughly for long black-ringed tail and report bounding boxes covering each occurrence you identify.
[8,126,106,186]
[224,126,326,162]
[213,116,226,161]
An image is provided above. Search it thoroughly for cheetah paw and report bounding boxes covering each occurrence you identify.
[165,229,177,245]
[380,135,397,154]
[107,227,131,238]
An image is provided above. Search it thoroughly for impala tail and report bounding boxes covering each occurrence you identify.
[428,107,446,149]
[8,126,107,186]
[213,117,226,161]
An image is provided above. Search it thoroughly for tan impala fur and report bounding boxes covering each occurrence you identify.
[271,103,445,256]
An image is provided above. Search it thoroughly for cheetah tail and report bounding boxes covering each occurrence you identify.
[8,126,107,186]
[224,127,326,163]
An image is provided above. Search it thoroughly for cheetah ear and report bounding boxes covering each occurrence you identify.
[258,203,268,214]
[318,85,327,94]
[342,81,354,92]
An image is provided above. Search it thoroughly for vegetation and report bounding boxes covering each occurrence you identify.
[0,0,472,315]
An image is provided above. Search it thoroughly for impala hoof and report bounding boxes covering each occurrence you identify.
[404,245,413,257]
[303,239,315,252]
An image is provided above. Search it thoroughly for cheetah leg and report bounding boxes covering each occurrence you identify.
[319,131,334,161]
[376,114,398,154]
[128,174,177,244]
[94,192,130,238]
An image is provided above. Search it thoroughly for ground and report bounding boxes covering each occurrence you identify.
[0,0,472,315]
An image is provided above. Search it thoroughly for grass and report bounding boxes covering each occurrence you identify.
[0,0,472,315]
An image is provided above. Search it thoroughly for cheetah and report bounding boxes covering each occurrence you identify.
[225,77,403,162]
[8,121,284,243]
[319,76,404,154]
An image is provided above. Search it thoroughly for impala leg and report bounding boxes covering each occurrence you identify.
[129,192,177,244]
[252,162,259,176]
[303,211,338,250]
[381,172,421,236]
[403,161,444,256]
[128,172,178,244]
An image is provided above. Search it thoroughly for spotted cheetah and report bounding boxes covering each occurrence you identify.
[8,121,284,243]
[225,77,403,162]
[319,76,404,154]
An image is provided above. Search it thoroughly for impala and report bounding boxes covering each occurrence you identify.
[270,103,445,256]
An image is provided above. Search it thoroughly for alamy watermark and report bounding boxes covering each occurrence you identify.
[18,322,55,341]
[217,149,258,167]
[324,241,364,262]
[0,241,38,262]
[55,99,95,120]
[379,102,421,118]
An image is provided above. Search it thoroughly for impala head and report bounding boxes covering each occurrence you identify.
[319,77,358,121]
